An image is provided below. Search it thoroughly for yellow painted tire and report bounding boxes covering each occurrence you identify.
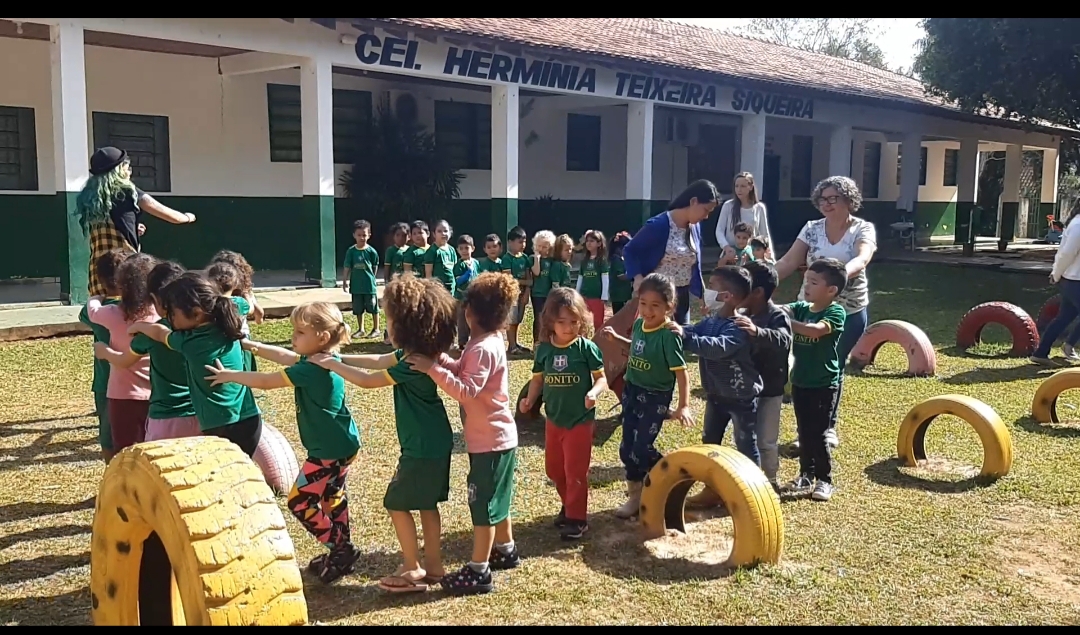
[639,445,784,568]
[896,394,1013,479]
[1031,367,1080,423]
[90,436,309,626]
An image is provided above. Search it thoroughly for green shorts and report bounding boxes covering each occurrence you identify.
[352,294,378,316]
[95,391,113,451]
[467,448,517,527]
[383,455,451,512]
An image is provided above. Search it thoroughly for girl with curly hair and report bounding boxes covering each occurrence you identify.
[309,276,457,594]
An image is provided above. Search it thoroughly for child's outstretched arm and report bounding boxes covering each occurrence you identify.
[790,318,832,339]
[680,319,750,361]
[336,352,399,370]
[519,372,544,414]
[310,353,392,389]
[672,368,693,427]
[242,339,301,367]
[735,312,792,354]
[601,326,632,347]
[204,360,289,390]
[94,342,146,369]
[585,370,608,409]
[411,348,492,402]
[127,322,172,343]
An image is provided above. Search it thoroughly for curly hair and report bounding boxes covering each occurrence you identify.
[116,253,159,322]
[532,230,555,255]
[811,175,863,213]
[291,301,351,353]
[382,275,458,357]
[464,272,519,333]
[207,262,242,296]
[539,287,593,342]
[94,249,133,296]
[210,250,254,296]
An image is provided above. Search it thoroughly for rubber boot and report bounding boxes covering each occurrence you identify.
[685,485,723,509]
[614,481,643,519]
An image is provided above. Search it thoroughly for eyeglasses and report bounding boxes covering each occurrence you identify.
[815,195,843,206]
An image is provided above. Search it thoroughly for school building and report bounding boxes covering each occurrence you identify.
[0,18,1071,303]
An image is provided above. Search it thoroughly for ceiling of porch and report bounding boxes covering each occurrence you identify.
[0,19,248,57]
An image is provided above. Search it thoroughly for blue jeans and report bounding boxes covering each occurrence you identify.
[619,381,673,482]
[702,397,760,466]
[828,307,868,431]
[1035,278,1080,357]
[675,285,691,326]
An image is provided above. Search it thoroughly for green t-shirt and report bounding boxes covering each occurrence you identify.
[403,245,429,278]
[80,297,120,395]
[385,350,453,459]
[502,253,530,282]
[130,319,196,420]
[283,356,361,461]
[385,245,408,277]
[478,257,503,274]
[533,258,572,297]
[453,259,481,301]
[344,244,380,295]
[549,260,572,292]
[578,257,609,300]
[231,296,251,318]
[608,255,633,304]
[166,325,261,430]
[788,301,847,388]
[624,317,687,393]
[424,243,459,294]
[532,338,604,429]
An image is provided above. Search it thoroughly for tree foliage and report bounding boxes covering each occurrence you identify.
[914,18,1080,128]
[338,96,462,220]
[739,18,892,71]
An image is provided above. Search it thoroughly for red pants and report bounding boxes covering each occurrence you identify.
[108,399,148,451]
[585,298,606,332]
[545,420,594,522]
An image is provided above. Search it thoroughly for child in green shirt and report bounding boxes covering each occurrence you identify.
[206,301,362,585]
[402,220,430,278]
[782,257,848,503]
[343,219,381,339]
[733,222,755,266]
[602,273,693,520]
[479,233,504,274]
[207,261,257,372]
[576,229,610,332]
[607,232,634,315]
[382,222,410,344]
[309,275,457,594]
[424,219,459,295]
[453,234,481,347]
[502,226,533,354]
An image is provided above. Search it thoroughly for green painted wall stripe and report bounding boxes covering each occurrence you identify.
[61,191,88,305]
[490,198,519,238]
[304,194,336,288]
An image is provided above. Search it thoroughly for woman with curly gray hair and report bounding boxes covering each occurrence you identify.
[775,175,877,448]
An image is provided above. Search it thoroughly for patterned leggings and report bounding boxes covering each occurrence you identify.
[287,456,354,547]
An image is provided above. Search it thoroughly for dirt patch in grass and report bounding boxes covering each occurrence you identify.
[991,507,1080,608]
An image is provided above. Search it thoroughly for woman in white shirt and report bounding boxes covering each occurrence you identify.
[1031,211,1080,365]
[775,176,877,448]
[715,172,773,265]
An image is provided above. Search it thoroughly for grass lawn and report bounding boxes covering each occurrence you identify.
[3,261,1080,625]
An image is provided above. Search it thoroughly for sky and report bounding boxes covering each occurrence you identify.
[661,18,925,72]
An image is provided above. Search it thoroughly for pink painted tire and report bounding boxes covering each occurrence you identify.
[849,320,937,376]
[956,301,1040,357]
[253,422,300,496]
[1037,294,1061,332]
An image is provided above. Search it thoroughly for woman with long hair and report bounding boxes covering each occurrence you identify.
[76,146,196,297]
[715,172,772,265]
[1032,209,1080,365]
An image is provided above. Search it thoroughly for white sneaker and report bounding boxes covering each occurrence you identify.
[811,481,834,501]
[1064,344,1080,363]
[825,429,839,448]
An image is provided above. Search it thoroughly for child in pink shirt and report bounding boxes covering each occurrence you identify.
[87,253,160,451]
[405,272,520,596]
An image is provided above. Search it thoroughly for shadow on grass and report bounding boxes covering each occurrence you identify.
[863,458,988,494]
[1014,415,1080,438]
[514,416,621,450]
[340,341,396,356]
[0,424,97,439]
[0,413,98,429]
[0,524,91,551]
[0,589,91,626]
[0,553,90,586]
[0,434,102,473]
[941,364,1054,385]
[0,497,95,524]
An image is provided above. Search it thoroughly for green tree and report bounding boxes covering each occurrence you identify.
[739,18,892,71]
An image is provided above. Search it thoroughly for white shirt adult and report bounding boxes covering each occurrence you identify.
[1050,216,1080,284]
[714,199,772,253]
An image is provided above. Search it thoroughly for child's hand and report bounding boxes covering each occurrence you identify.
[342,283,349,294]
[518,397,533,414]
[601,326,617,340]
[733,315,757,337]
[665,321,684,337]
[93,342,109,359]
[671,405,694,428]
[309,352,335,368]
[252,302,265,324]
[584,390,600,410]
[203,360,234,386]
[404,354,435,373]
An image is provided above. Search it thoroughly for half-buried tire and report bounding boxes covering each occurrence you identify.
[1037,294,1061,332]
[639,445,783,568]
[253,422,300,496]
[1031,367,1080,423]
[955,301,1039,357]
[897,394,1012,480]
[90,436,308,626]
[849,319,937,376]
[595,300,639,403]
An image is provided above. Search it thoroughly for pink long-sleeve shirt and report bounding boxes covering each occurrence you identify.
[426,332,518,454]
[86,299,158,401]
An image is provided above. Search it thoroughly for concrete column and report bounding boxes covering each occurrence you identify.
[626,101,655,226]
[51,22,90,305]
[850,134,866,190]
[829,125,853,177]
[490,84,520,237]
[954,138,980,246]
[1041,147,1060,221]
[999,143,1022,250]
[898,133,922,236]
[300,57,336,288]
[740,113,767,199]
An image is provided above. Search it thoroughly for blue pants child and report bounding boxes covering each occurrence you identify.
[702,396,760,466]
[620,381,673,482]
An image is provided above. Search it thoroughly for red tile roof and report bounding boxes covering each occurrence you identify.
[356,18,1070,133]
